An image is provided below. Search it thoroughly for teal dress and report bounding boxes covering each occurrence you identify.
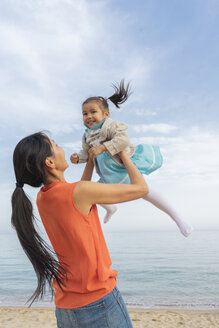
[95,144,163,184]
[84,119,163,184]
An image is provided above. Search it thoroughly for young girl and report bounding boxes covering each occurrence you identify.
[71,80,193,237]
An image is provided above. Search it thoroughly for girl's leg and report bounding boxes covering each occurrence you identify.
[142,187,193,237]
[100,204,117,224]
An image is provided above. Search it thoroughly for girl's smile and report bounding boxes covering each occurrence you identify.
[82,101,109,128]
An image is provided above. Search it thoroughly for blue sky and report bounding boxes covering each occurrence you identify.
[0,0,219,234]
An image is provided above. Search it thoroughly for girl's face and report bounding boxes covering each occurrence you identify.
[82,101,109,128]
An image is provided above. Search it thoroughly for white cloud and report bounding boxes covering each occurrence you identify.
[0,23,48,88]
[135,109,157,117]
[0,0,156,135]
[131,123,178,134]
[63,140,82,151]
[0,1,103,132]
[131,136,182,145]
[131,126,219,186]
[123,52,153,85]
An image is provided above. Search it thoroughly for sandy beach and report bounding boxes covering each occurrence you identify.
[0,307,219,328]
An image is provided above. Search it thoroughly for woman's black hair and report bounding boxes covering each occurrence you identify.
[11,132,68,307]
[82,79,132,110]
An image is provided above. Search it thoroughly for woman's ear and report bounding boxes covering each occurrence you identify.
[45,157,55,169]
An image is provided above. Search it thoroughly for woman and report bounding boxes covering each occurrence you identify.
[11,132,148,328]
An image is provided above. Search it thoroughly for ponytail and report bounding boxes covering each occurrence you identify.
[108,79,132,108]
[82,79,132,111]
[11,133,68,306]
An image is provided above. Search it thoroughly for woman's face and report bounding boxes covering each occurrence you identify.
[50,139,69,171]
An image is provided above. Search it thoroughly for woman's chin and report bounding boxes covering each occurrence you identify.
[64,161,69,169]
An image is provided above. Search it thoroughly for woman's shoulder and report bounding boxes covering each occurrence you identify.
[38,181,79,195]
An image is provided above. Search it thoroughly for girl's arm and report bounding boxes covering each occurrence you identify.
[103,121,130,156]
[71,134,90,164]
[88,121,130,158]
[80,157,94,181]
[73,150,148,214]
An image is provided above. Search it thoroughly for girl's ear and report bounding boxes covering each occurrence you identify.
[45,157,55,169]
[105,111,110,117]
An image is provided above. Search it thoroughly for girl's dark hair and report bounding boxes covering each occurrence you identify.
[11,132,67,307]
[82,79,132,110]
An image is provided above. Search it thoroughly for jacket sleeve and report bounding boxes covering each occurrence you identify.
[77,134,90,163]
[103,121,131,156]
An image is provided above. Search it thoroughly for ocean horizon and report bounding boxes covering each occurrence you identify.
[0,230,219,310]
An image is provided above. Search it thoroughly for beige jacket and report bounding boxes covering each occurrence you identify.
[78,118,135,166]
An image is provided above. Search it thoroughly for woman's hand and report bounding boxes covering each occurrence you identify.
[88,145,106,159]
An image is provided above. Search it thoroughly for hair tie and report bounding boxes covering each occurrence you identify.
[16,182,24,188]
[105,97,109,102]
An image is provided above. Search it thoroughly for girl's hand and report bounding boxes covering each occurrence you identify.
[88,145,106,159]
[70,153,79,164]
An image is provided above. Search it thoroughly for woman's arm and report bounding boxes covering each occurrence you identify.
[73,150,149,214]
[80,157,94,181]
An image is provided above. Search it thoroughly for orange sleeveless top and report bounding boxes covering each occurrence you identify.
[36,181,117,308]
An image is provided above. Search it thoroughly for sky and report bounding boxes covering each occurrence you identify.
[0,0,219,234]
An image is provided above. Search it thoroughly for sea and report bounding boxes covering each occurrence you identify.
[0,230,219,310]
